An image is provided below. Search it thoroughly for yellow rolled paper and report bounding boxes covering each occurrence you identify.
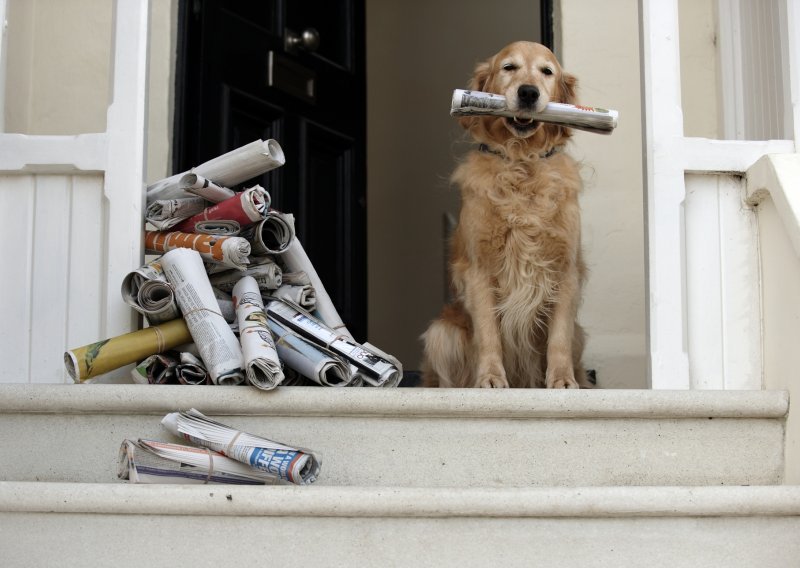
[65,319,192,383]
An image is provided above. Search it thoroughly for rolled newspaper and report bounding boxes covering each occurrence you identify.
[145,230,251,271]
[232,276,285,390]
[354,342,405,388]
[145,197,208,231]
[271,270,316,310]
[209,258,282,293]
[173,185,270,234]
[176,352,210,385]
[121,258,180,325]
[243,211,295,256]
[211,287,236,323]
[279,237,352,339]
[450,89,618,135]
[64,319,192,383]
[160,248,245,386]
[146,139,286,202]
[274,283,316,310]
[161,409,321,485]
[267,319,351,386]
[266,297,401,387]
[130,351,180,384]
[119,439,279,485]
[192,220,242,236]
[179,173,236,203]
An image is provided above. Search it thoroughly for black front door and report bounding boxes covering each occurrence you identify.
[174,0,367,341]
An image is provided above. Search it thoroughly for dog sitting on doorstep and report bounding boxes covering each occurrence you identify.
[421,41,592,389]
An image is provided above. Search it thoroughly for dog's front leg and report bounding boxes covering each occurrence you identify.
[545,260,581,389]
[462,265,508,388]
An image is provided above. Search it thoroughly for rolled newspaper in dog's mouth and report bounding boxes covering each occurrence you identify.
[450,89,618,135]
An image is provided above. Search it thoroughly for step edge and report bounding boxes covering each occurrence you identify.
[0,385,789,419]
[2,483,799,518]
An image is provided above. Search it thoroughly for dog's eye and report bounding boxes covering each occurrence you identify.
[502,63,518,72]
[542,67,554,76]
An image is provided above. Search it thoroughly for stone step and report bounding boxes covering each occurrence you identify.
[0,385,788,487]
[1,482,799,567]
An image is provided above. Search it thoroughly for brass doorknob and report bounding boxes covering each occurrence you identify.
[286,28,320,53]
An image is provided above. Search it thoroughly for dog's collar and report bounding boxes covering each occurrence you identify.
[478,143,559,160]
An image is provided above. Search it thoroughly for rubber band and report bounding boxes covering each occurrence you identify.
[152,326,166,353]
[325,334,350,350]
[204,448,215,484]
[225,431,243,456]
[181,307,224,319]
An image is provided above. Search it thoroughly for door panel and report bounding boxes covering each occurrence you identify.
[175,0,367,340]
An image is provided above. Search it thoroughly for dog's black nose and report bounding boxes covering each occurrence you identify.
[517,84,540,107]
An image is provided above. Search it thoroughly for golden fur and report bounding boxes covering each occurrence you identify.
[421,41,591,389]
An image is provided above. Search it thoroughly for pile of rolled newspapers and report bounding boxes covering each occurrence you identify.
[119,408,321,485]
[450,89,618,135]
[65,139,402,389]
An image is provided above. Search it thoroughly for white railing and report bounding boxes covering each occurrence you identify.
[639,0,797,389]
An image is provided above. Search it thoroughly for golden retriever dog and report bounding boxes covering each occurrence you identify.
[421,41,592,389]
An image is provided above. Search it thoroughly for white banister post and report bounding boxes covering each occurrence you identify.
[639,0,690,388]
[103,0,149,339]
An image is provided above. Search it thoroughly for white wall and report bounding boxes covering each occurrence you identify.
[366,0,541,372]
[4,0,111,134]
[558,0,647,388]
[3,0,176,183]
[679,0,719,138]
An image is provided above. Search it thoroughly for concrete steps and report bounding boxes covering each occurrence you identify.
[0,385,788,486]
[2,483,799,567]
[0,384,796,566]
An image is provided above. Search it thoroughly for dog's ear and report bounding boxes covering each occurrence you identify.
[468,60,492,92]
[459,59,492,131]
[559,71,578,105]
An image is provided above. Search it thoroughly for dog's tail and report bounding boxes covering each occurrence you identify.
[420,304,474,388]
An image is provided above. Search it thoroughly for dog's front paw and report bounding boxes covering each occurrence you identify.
[546,367,580,389]
[478,373,509,388]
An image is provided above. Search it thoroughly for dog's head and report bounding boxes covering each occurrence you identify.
[461,41,577,152]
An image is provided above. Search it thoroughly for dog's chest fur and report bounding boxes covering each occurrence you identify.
[463,154,578,265]
[454,151,582,329]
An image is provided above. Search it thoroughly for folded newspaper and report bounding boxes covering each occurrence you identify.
[119,439,280,485]
[162,409,320,485]
[450,89,618,134]
[268,318,351,386]
[266,297,402,387]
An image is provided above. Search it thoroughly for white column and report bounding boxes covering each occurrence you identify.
[102,0,150,339]
[639,0,690,388]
